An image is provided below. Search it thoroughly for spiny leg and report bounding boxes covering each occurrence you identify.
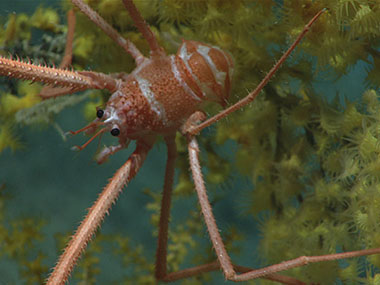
[0,56,94,91]
[153,115,231,282]
[155,134,176,279]
[41,7,127,97]
[154,136,223,283]
[122,0,165,58]
[47,139,154,285]
[39,10,112,97]
[0,8,103,96]
[0,55,119,97]
[151,113,300,284]
[184,120,380,283]
[71,0,145,65]
[187,9,326,136]
[154,134,224,282]
[0,8,119,97]
[96,142,129,165]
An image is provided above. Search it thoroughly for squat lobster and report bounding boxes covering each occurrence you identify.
[1,1,380,284]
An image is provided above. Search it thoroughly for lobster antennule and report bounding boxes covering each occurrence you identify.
[71,128,106,151]
[67,121,103,136]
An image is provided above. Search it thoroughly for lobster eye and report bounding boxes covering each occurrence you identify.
[96,109,104,118]
[110,128,120,136]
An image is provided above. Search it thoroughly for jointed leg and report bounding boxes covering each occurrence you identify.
[152,134,220,282]
[47,139,154,285]
[60,9,76,69]
[187,136,235,277]
[96,141,130,164]
[185,132,380,283]
[71,0,145,65]
[0,55,94,93]
[0,8,121,98]
[150,113,301,284]
[40,6,129,98]
[155,134,176,279]
[122,0,165,58]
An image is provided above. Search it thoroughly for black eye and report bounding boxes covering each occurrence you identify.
[110,128,120,136]
[96,109,104,118]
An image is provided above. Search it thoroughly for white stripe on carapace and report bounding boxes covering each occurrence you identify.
[170,55,202,102]
[210,44,234,82]
[179,43,213,98]
[196,45,226,90]
[135,74,167,123]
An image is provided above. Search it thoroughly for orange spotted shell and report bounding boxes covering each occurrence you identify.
[104,40,234,138]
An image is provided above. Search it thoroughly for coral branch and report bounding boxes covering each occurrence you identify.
[0,56,93,92]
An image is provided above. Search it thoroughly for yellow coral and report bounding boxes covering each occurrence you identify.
[2,13,31,44]
[0,124,22,152]
[82,91,104,121]
[0,82,41,117]
[31,7,60,32]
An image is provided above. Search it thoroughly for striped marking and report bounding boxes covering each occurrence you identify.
[135,74,167,123]
[210,44,234,83]
[178,43,213,98]
[170,55,202,101]
[196,45,226,90]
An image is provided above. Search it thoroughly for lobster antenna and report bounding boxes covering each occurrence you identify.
[188,8,326,135]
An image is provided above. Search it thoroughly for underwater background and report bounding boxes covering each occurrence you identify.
[0,0,379,284]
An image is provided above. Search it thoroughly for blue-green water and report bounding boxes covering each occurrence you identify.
[0,1,375,284]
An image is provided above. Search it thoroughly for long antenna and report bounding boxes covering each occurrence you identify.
[187,8,326,135]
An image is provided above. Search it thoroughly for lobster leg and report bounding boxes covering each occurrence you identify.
[186,134,307,284]
[185,132,380,283]
[47,138,154,285]
[0,9,119,97]
[122,0,165,58]
[59,9,76,70]
[40,8,126,97]
[150,113,301,284]
[155,134,176,279]
[71,0,145,65]
[0,56,95,93]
